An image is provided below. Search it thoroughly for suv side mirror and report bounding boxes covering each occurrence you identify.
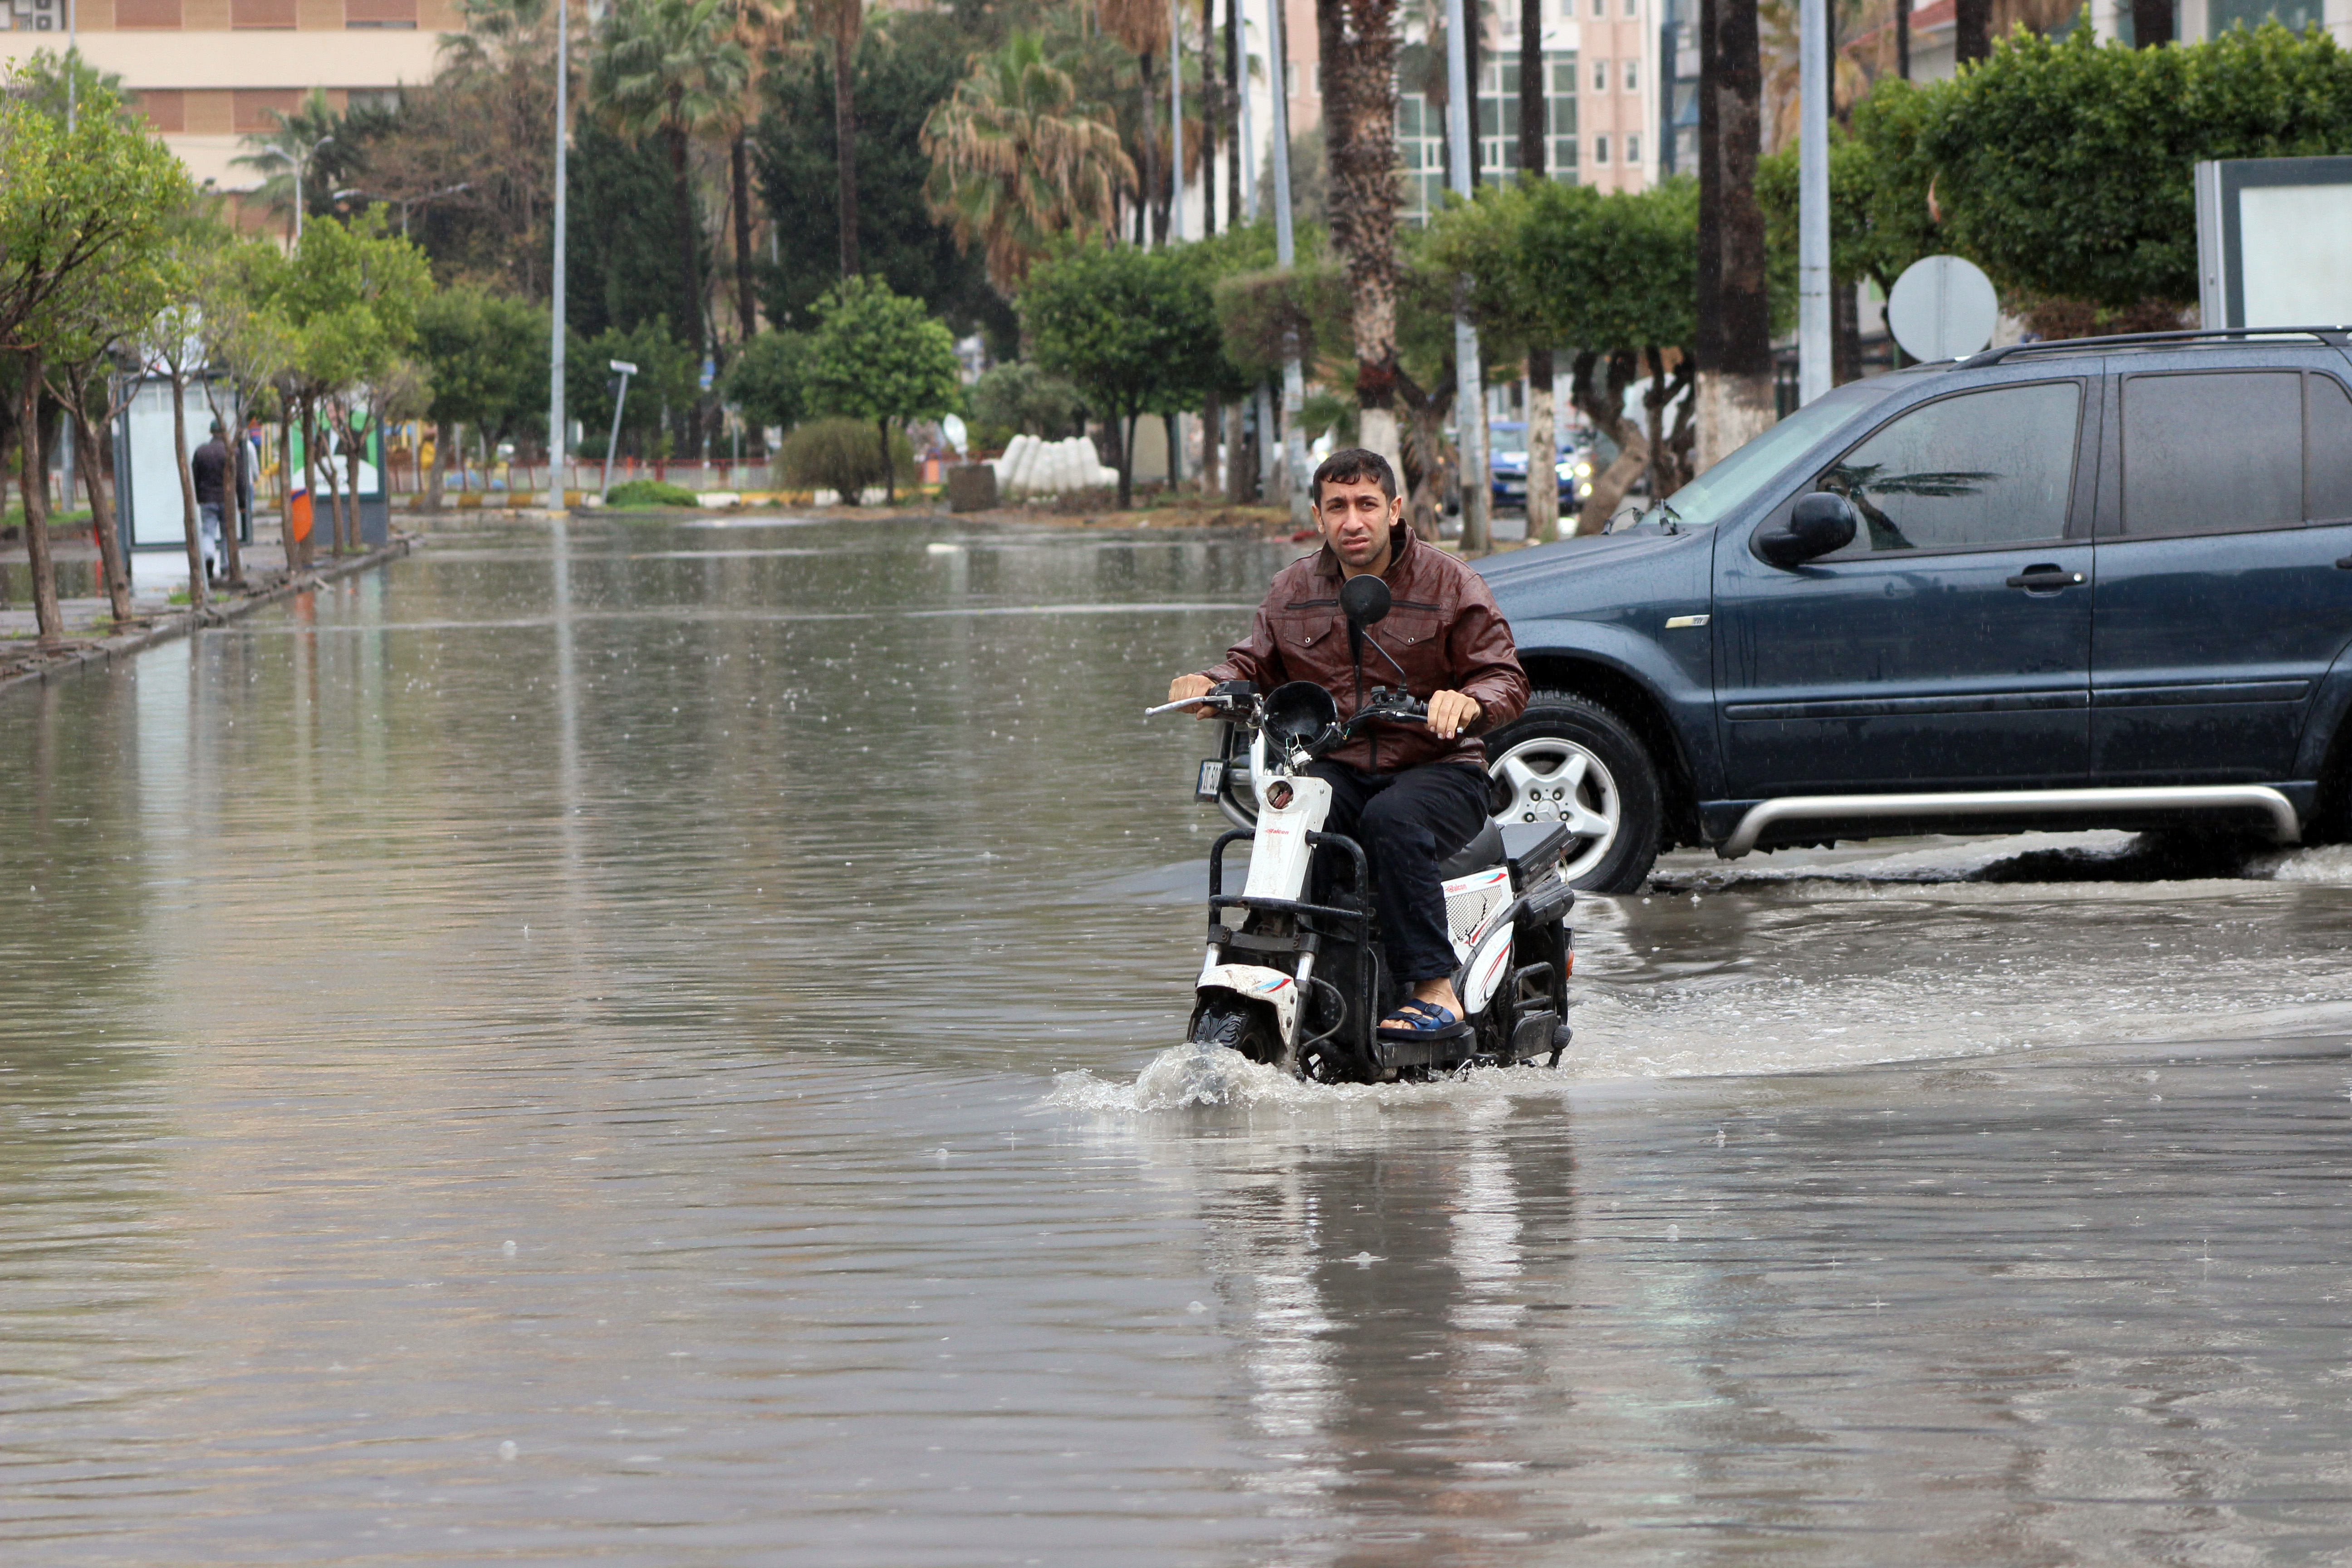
[1755,491,1858,568]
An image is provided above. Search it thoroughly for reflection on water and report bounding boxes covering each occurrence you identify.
[2,511,2350,1563]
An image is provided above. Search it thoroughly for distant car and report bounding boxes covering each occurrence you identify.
[1487,421,1592,511]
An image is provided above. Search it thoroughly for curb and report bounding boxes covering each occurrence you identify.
[0,536,416,705]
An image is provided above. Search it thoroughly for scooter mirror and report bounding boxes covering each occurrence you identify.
[1339,574,1392,628]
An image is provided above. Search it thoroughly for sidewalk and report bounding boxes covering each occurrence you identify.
[0,531,415,699]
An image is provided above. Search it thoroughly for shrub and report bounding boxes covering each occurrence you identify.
[603,477,702,509]
[778,416,915,496]
[970,361,1088,441]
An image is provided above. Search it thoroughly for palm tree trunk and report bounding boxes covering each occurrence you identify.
[1224,0,1241,225]
[1957,0,1991,59]
[1323,0,1402,475]
[833,20,861,276]
[169,368,206,610]
[1519,0,1557,543]
[1695,0,1773,470]
[1140,49,1161,244]
[666,123,704,360]
[731,131,759,339]
[1200,0,1217,236]
[18,354,64,647]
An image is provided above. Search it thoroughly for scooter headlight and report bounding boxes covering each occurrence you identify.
[1265,780,1294,809]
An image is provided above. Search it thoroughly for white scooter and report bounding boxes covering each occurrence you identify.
[1150,576,1576,1082]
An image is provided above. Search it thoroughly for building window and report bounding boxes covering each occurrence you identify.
[1594,134,1610,163]
[133,88,186,132]
[1396,50,1580,221]
[1592,58,1608,90]
[231,0,295,26]
[233,88,301,132]
[1625,0,1637,13]
[114,0,182,25]
[346,0,419,29]
[1626,133,1641,163]
[1284,61,1298,98]
[1625,59,1638,90]
[1592,0,1604,14]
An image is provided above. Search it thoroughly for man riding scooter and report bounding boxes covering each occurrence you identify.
[1166,449,1529,1042]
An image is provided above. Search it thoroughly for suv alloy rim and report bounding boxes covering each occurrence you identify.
[1489,737,1621,882]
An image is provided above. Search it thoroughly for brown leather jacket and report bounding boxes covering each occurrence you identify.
[1199,523,1529,774]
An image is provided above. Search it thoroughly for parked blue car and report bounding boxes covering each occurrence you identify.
[1463,328,2352,891]
[1488,421,1590,511]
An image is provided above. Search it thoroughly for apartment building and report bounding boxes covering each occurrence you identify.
[1238,0,1664,234]
[0,0,461,192]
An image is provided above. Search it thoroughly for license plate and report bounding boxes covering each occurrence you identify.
[1195,760,1225,801]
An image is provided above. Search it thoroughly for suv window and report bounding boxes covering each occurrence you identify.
[1813,381,2082,555]
[2310,373,2352,522]
[2121,371,2303,536]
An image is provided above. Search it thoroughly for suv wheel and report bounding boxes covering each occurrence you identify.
[1483,692,1663,893]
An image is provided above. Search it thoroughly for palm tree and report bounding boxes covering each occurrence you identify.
[1098,0,1168,242]
[800,0,864,276]
[722,0,794,340]
[591,0,750,371]
[1319,0,1406,471]
[922,33,1136,293]
[230,87,345,242]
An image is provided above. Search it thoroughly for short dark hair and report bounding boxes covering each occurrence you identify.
[1311,447,1397,506]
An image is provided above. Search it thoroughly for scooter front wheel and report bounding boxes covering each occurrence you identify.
[1191,999,1285,1070]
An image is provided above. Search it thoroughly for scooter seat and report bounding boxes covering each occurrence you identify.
[1436,819,1507,880]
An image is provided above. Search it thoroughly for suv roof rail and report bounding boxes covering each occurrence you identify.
[1955,325,2352,369]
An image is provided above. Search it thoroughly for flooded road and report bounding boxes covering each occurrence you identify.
[4,511,2351,1565]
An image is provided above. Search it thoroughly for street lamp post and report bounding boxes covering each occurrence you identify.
[600,360,637,503]
[261,134,336,242]
[1797,0,1831,405]
[331,182,473,238]
[547,0,569,514]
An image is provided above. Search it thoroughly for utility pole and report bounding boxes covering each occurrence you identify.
[546,0,569,514]
[1797,0,1829,406]
[1264,0,1308,526]
[1445,0,1490,552]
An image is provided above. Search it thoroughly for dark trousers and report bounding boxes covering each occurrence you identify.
[1307,760,1490,984]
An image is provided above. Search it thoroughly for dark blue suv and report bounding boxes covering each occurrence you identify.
[1468,328,2352,892]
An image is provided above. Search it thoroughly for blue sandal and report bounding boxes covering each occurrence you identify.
[1378,998,1471,1040]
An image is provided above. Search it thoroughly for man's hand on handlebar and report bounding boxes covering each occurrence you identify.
[1166,672,1219,719]
[1426,690,1481,740]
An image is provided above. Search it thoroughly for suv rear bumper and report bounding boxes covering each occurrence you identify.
[1708,784,2309,858]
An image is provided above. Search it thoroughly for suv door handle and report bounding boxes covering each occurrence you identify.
[2005,566,2085,590]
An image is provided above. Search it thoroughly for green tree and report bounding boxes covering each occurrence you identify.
[801,274,961,503]
[263,213,434,557]
[566,121,703,341]
[1920,24,2352,315]
[416,285,550,508]
[0,65,192,644]
[590,0,750,372]
[921,31,1135,295]
[718,328,809,433]
[755,10,1014,347]
[568,318,699,463]
[1021,240,1220,508]
[1438,177,1700,533]
[969,359,1088,444]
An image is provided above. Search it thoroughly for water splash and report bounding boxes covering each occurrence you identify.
[1045,1042,1546,1115]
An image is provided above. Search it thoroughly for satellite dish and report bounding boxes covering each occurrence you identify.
[941,413,969,456]
[1887,255,1999,362]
